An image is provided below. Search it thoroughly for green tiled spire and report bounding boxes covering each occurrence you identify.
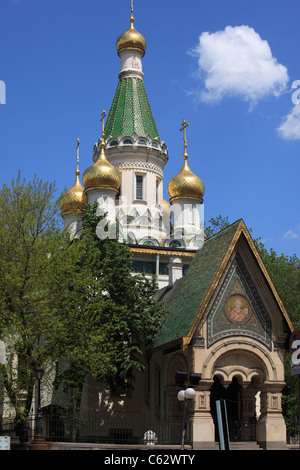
[104,77,161,142]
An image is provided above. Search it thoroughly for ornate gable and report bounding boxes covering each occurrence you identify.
[153,219,293,351]
[207,253,272,349]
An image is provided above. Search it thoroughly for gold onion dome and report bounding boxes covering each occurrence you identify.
[162,198,172,219]
[116,6,146,57]
[60,138,88,215]
[83,110,120,192]
[83,141,120,192]
[167,158,205,203]
[167,119,205,203]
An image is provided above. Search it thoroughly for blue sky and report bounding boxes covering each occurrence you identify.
[1,0,300,258]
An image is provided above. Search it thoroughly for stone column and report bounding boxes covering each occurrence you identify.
[190,381,216,449]
[256,384,287,449]
[242,382,257,419]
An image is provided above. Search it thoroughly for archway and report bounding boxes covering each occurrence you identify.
[210,375,255,442]
[209,349,266,442]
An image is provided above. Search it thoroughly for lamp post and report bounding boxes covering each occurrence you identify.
[175,371,201,450]
[177,387,196,450]
[29,366,48,450]
[34,366,44,440]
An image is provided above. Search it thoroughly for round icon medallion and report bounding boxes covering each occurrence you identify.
[224,294,252,324]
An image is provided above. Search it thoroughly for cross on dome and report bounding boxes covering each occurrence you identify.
[100,109,107,141]
[180,119,189,160]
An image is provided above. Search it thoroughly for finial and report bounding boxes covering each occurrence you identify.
[76,137,80,175]
[100,109,107,142]
[99,109,108,157]
[180,119,189,160]
[130,0,134,26]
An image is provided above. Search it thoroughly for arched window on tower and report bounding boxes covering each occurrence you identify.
[169,239,182,248]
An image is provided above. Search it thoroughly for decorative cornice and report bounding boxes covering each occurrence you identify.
[130,246,196,257]
[117,161,164,178]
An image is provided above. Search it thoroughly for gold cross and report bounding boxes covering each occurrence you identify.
[100,109,107,140]
[180,119,189,158]
[130,0,134,24]
[76,137,80,174]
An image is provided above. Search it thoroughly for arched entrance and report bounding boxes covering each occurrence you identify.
[210,375,257,441]
[209,348,266,442]
[191,342,287,449]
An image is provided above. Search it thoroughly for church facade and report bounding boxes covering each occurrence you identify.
[58,4,294,450]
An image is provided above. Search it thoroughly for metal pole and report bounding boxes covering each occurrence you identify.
[223,400,231,450]
[181,399,187,450]
[216,400,225,450]
[298,375,300,448]
[35,378,43,439]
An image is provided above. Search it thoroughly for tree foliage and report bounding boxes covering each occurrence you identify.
[204,215,231,238]
[0,175,166,426]
[55,202,165,407]
[0,173,78,424]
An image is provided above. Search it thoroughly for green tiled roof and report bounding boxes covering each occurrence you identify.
[104,77,161,142]
[153,220,242,348]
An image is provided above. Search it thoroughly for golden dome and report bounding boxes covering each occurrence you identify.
[83,141,120,193]
[60,178,87,217]
[60,139,88,215]
[162,198,172,219]
[60,173,88,215]
[167,157,205,203]
[116,12,146,57]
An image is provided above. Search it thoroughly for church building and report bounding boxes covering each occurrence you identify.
[59,3,294,450]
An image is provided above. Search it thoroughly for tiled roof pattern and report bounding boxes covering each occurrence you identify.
[153,220,242,347]
[104,77,160,141]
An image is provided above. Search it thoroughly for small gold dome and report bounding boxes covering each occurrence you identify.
[116,15,146,57]
[167,157,205,203]
[83,142,120,193]
[60,170,88,215]
[162,198,172,219]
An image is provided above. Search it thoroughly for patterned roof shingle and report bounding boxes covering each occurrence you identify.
[104,77,161,142]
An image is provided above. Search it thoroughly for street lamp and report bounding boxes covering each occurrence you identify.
[175,371,201,450]
[177,387,196,450]
[34,366,44,440]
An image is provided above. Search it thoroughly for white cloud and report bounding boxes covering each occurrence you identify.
[189,25,289,106]
[283,230,298,239]
[277,104,300,140]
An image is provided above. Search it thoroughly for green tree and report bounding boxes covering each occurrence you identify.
[204,215,231,238]
[0,173,79,431]
[254,241,300,330]
[54,202,166,415]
